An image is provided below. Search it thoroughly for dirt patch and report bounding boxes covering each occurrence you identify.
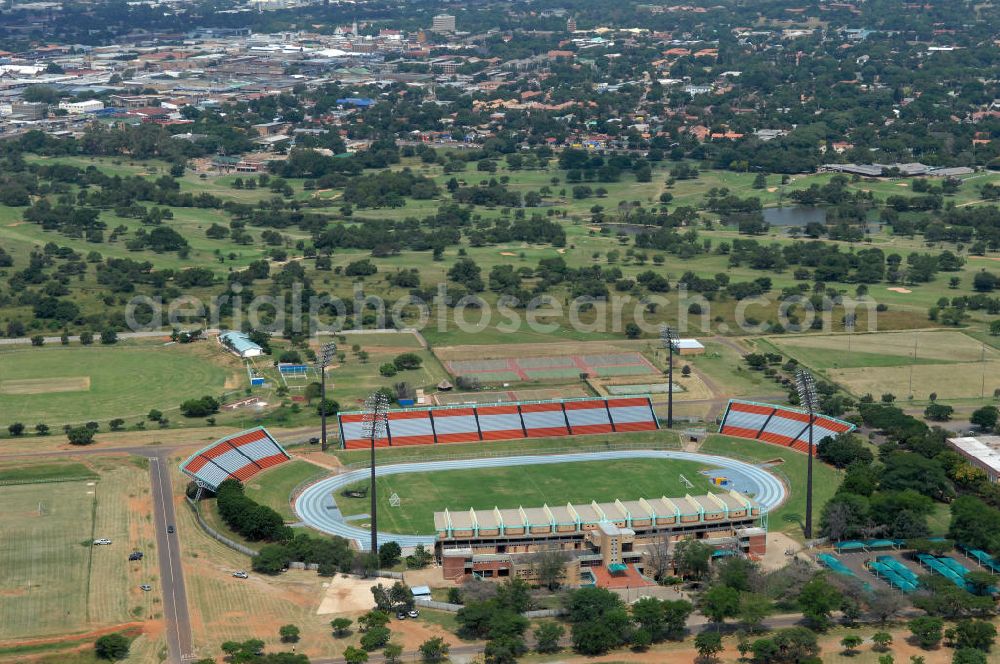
[316,575,376,614]
[434,339,655,362]
[766,187,778,192]
[499,251,516,256]
[0,376,91,395]
[0,622,143,649]
[886,287,912,293]
[556,248,566,254]
[895,182,909,187]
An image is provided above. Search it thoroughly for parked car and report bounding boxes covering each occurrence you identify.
[128,551,144,561]
[232,571,249,579]
[308,437,320,445]
[93,538,112,545]
[167,525,175,534]
[395,610,407,620]
[407,609,419,619]
[139,584,152,592]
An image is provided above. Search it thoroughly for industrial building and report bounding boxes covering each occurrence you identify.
[436,491,765,585]
[219,330,264,358]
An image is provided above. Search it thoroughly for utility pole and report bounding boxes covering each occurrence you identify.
[660,324,678,428]
[796,369,818,540]
[317,342,337,452]
[362,391,389,557]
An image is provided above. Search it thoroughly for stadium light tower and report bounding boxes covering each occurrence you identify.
[317,342,337,452]
[362,390,390,557]
[795,369,818,540]
[660,324,678,428]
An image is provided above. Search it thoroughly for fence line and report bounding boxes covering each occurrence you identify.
[185,496,259,557]
[0,475,97,487]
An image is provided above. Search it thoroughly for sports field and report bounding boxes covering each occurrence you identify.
[764,330,1000,400]
[0,459,159,641]
[0,342,235,425]
[432,385,590,405]
[336,457,720,534]
[444,351,658,383]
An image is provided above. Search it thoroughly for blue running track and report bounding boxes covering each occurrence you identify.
[294,450,787,549]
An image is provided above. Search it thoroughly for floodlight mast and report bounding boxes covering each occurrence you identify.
[362,391,389,557]
[317,342,337,452]
[795,369,818,540]
[660,325,678,429]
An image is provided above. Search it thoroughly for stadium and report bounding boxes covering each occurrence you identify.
[179,389,857,589]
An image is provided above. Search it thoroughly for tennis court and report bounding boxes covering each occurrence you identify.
[444,352,658,383]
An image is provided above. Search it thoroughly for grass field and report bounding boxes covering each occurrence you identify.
[243,458,324,521]
[336,457,720,535]
[698,434,842,539]
[0,461,96,485]
[0,342,238,426]
[764,330,1000,402]
[0,458,159,642]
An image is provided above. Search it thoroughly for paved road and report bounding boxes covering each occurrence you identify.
[149,454,194,663]
[295,449,787,549]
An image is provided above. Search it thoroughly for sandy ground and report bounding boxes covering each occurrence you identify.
[316,575,377,615]
[499,251,516,256]
[759,532,809,572]
[403,566,449,589]
[887,287,913,293]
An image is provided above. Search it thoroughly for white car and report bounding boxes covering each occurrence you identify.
[232,571,249,579]
[93,538,112,545]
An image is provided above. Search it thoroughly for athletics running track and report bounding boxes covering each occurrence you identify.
[294,450,787,550]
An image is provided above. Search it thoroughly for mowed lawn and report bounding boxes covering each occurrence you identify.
[0,343,231,425]
[699,434,843,540]
[764,330,1000,401]
[337,457,721,535]
[0,461,160,641]
[244,459,323,521]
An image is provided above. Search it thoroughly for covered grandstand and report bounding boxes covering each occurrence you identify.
[180,426,290,491]
[719,399,855,455]
[337,397,658,449]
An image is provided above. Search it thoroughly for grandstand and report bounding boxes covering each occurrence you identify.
[180,427,290,491]
[337,397,658,449]
[719,400,856,455]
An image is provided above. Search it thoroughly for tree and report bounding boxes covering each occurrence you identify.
[331,617,353,637]
[700,584,741,625]
[872,631,893,651]
[953,649,987,664]
[908,616,944,649]
[798,575,841,630]
[534,622,564,653]
[35,423,49,436]
[343,646,369,664]
[970,406,998,431]
[80,331,94,345]
[8,422,25,436]
[751,627,819,664]
[379,541,402,568]
[529,549,570,590]
[100,329,118,345]
[924,403,954,421]
[419,636,449,663]
[383,643,403,664]
[695,631,724,661]
[360,626,391,651]
[147,409,163,422]
[625,322,641,339]
[358,610,390,633]
[953,619,996,651]
[483,635,526,664]
[109,418,125,431]
[95,633,130,660]
[738,593,771,632]
[31,334,44,346]
[674,539,712,580]
[279,625,300,643]
[393,353,423,370]
[67,426,95,445]
[841,634,863,655]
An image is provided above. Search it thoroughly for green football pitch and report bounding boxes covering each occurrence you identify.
[336,457,722,535]
[0,343,231,425]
